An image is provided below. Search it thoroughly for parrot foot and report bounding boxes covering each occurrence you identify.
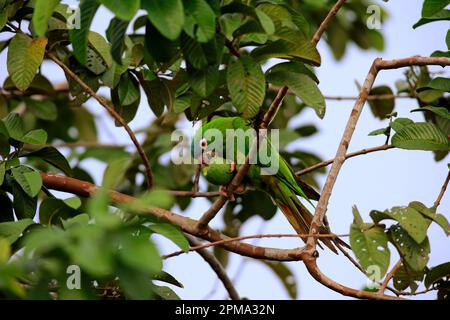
[220,185,236,201]
[229,161,236,173]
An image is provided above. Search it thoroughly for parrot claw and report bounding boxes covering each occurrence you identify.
[220,185,236,201]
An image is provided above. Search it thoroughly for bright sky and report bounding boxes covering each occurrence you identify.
[0,0,448,300]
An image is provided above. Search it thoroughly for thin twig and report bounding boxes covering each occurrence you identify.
[46,52,154,189]
[193,164,202,193]
[170,190,221,198]
[378,260,402,295]
[185,235,240,300]
[163,232,350,259]
[434,170,450,209]
[296,145,394,176]
[325,94,414,101]
[311,0,347,46]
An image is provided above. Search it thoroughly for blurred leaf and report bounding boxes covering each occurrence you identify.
[32,0,60,37]
[148,223,189,252]
[119,232,162,274]
[142,0,184,41]
[106,18,129,65]
[260,260,297,299]
[99,0,139,21]
[102,156,132,188]
[153,271,183,288]
[39,197,80,226]
[25,99,58,121]
[0,219,34,244]
[368,86,395,120]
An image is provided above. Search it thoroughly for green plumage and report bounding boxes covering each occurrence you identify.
[192,116,345,253]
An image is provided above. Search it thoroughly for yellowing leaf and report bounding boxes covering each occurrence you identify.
[7,34,47,91]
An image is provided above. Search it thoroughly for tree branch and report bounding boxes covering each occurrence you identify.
[311,0,347,46]
[184,235,240,300]
[433,170,450,209]
[303,258,401,300]
[40,172,306,262]
[164,232,349,259]
[296,144,394,176]
[378,260,402,295]
[307,56,450,251]
[46,52,154,189]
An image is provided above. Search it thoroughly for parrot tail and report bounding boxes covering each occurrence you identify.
[269,183,349,254]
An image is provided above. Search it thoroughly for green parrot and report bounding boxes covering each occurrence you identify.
[191,116,346,253]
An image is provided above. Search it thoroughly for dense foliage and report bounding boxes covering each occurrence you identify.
[0,0,448,300]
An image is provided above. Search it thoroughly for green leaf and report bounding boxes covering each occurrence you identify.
[21,129,47,145]
[368,127,389,136]
[117,72,140,106]
[411,106,450,120]
[10,178,38,219]
[260,260,297,299]
[148,223,189,252]
[153,271,184,288]
[32,0,60,36]
[255,8,275,35]
[0,238,10,264]
[64,197,82,210]
[393,262,424,292]
[227,56,265,119]
[414,9,450,28]
[0,219,34,244]
[409,201,450,235]
[61,213,89,229]
[425,262,450,288]
[39,198,79,225]
[21,147,72,176]
[106,18,129,65]
[88,32,113,68]
[25,98,58,121]
[85,47,107,75]
[421,0,450,17]
[11,167,43,198]
[0,191,14,223]
[183,0,216,43]
[266,71,325,118]
[7,34,48,91]
[427,77,450,92]
[0,162,4,186]
[142,0,184,41]
[69,0,99,64]
[389,225,430,272]
[153,285,181,300]
[119,233,162,274]
[367,86,395,120]
[99,0,139,21]
[2,113,24,140]
[390,118,414,132]
[370,206,429,244]
[189,65,220,98]
[391,122,450,151]
[102,156,132,188]
[251,27,321,66]
[350,223,390,278]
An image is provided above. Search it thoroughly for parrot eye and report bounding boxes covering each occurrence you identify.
[200,138,207,150]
